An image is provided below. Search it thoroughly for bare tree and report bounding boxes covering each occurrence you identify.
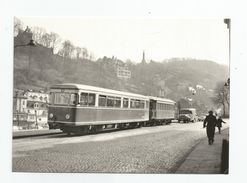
[31,26,47,44]
[82,47,88,59]
[58,40,75,59]
[40,33,52,47]
[75,47,82,59]
[50,32,61,54]
[212,81,229,117]
[14,17,24,36]
[89,52,95,61]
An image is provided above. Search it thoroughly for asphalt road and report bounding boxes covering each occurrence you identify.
[12,121,229,173]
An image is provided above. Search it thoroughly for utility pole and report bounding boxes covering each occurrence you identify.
[224,18,231,64]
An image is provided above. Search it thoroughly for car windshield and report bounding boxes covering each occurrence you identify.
[51,92,77,106]
[180,110,192,114]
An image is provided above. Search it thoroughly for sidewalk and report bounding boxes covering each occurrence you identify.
[176,127,229,174]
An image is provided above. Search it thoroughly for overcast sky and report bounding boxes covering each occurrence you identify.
[20,17,229,66]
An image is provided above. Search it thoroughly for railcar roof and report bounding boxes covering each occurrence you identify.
[148,96,176,104]
[50,83,149,99]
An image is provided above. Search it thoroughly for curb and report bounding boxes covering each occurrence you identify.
[13,129,62,139]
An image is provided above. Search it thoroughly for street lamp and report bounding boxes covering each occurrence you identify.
[224,18,231,64]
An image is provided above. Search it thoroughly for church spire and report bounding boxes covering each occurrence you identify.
[141,50,146,64]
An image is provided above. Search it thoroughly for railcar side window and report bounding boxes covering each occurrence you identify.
[130,99,145,109]
[140,101,145,109]
[99,95,107,107]
[123,98,129,108]
[130,99,135,108]
[88,94,95,106]
[80,93,88,106]
[80,93,95,106]
[115,97,121,108]
[135,100,140,108]
[107,97,114,107]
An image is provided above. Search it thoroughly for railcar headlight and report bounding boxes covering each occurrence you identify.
[65,114,70,119]
[49,113,54,119]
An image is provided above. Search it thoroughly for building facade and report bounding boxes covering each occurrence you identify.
[115,60,131,79]
[13,89,49,130]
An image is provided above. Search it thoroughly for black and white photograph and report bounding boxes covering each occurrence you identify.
[12,17,230,174]
[1,0,247,183]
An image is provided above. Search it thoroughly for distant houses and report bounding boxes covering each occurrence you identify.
[13,89,49,130]
[115,60,131,79]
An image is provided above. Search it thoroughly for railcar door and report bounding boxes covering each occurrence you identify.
[149,99,156,120]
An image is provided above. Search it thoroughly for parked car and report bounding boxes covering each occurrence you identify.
[178,108,197,123]
[198,115,206,121]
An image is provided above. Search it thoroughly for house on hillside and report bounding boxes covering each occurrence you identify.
[115,60,131,79]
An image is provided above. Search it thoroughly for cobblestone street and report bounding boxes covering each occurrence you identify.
[12,122,229,173]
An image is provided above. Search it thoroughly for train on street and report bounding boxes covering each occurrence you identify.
[48,83,176,134]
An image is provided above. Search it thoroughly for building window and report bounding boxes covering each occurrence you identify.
[34,103,39,109]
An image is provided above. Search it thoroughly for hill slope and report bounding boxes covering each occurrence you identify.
[14,42,229,114]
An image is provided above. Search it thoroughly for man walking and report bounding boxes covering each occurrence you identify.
[216,116,226,134]
[203,111,217,145]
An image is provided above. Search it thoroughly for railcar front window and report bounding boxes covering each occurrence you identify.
[140,101,145,109]
[54,93,69,105]
[51,93,77,106]
[70,93,77,105]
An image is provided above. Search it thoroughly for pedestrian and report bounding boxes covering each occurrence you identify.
[216,116,226,134]
[203,111,217,145]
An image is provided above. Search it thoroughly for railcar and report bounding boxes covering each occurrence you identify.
[48,83,150,134]
[148,96,176,126]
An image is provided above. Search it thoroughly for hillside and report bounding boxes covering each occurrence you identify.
[14,34,229,115]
